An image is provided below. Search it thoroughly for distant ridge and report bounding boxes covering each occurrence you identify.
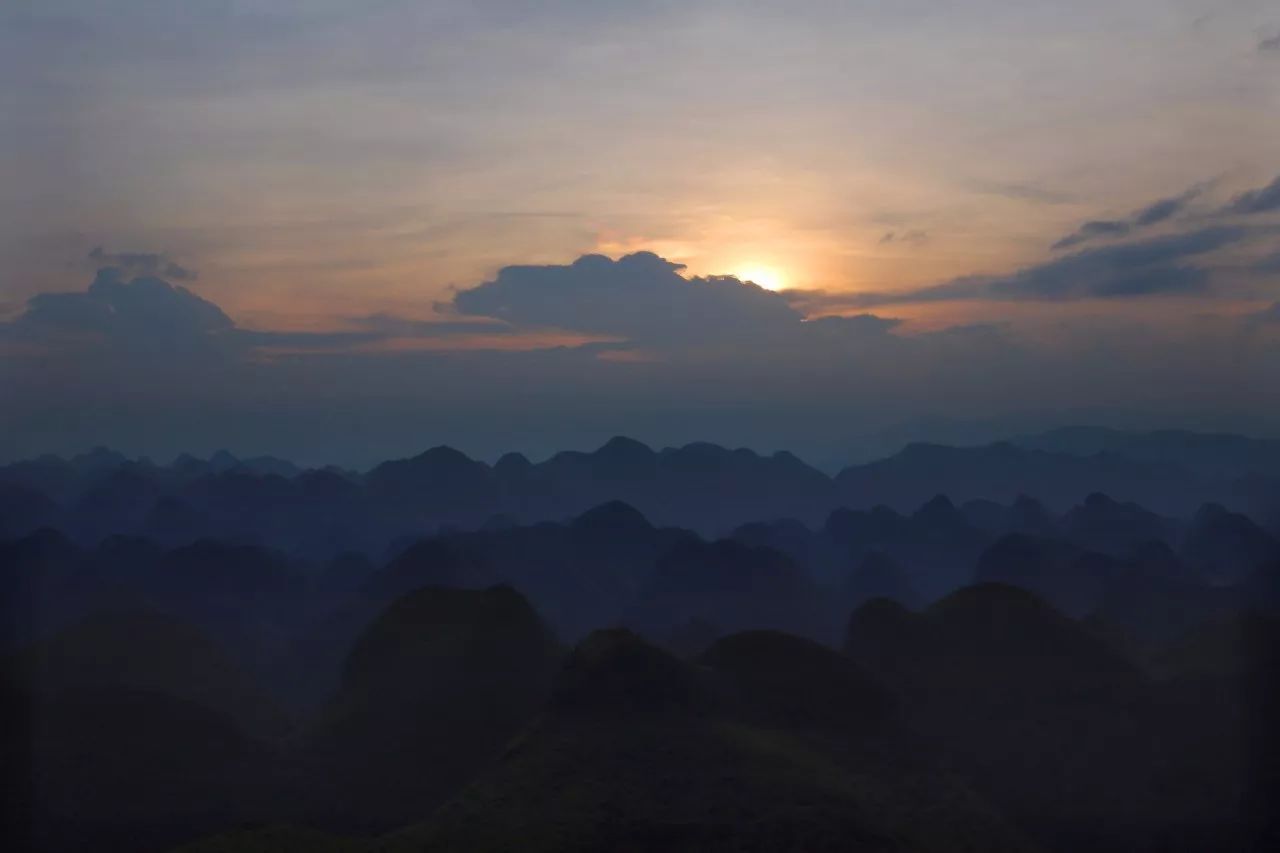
[2,428,1279,553]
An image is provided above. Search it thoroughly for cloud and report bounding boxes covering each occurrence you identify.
[1052,186,1202,250]
[1221,174,1280,216]
[1256,250,1280,275]
[846,226,1246,306]
[879,230,929,245]
[1,267,612,361]
[1133,194,1189,227]
[1242,302,1280,326]
[446,252,930,363]
[1053,220,1131,250]
[13,267,231,348]
[451,251,803,345]
[3,250,1279,468]
[801,314,903,335]
[231,313,566,354]
[88,247,197,281]
[1260,34,1280,53]
[347,313,514,338]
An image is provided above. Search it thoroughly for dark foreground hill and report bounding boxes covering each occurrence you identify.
[2,610,292,852]
[4,572,1275,853]
[372,628,1034,853]
[298,585,563,831]
[845,584,1279,851]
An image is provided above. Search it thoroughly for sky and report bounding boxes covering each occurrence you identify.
[2,0,1279,468]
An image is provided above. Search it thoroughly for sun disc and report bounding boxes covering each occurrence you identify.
[738,266,786,291]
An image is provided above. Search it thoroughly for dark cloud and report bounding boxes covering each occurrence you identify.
[452,251,802,344]
[801,314,902,335]
[1053,220,1131,249]
[847,226,1246,306]
[231,314,518,351]
[349,313,514,337]
[2,251,1278,468]
[14,268,231,347]
[1256,250,1280,275]
[88,247,197,281]
[447,252,922,361]
[1052,186,1202,250]
[1260,34,1280,53]
[1133,194,1188,226]
[1253,302,1280,322]
[1222,174,1280,216]
[879,230,929,245]
[3,268,531,358]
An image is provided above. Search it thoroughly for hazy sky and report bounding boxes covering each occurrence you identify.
[2,1,1279,466]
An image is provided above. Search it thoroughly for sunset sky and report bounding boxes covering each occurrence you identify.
[2,1,1279,466]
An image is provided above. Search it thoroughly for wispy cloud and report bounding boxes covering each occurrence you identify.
[1052,185,1204,250]
[879,230,929,246]
[1221,174,1280,216]
[88,247,197,281]
[837,226,1248,307]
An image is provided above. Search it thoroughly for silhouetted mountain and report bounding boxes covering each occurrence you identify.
[1181,503,1280,584]
[384,628,1033,853]
[974,534,1119,618]
[1146,611,1280,846]
[1062,492,1175,554]
[698,630,897,733]
[842,550,921,611]
[11,686,282,853]
[361,538,486,600]
[835,441,1211,516]
[823,496,989,601]
[71,446,130,475]
[628,538,824,641]
[1009,493,1060,536]
[4,430,1274,559]
[5,431,1280,851]
[1012,426,1280,480]
[958,497,1010,533]
[570,497,655,537]
[845,583,1258,850]
[0,483,62,541]
[729,517,829,577]
[498,437,838,533]
[0,530,87,648]
[3,609,290,852]
[549,627,712,716]
[9,608,287,738]
[367,446,498,528]
[360,501,692,642]
[1239,560,1280,610]
[302,585,562,831]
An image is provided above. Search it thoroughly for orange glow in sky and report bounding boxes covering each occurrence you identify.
[735,265,788,292]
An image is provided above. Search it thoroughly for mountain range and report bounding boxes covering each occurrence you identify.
[3,427,1280,851]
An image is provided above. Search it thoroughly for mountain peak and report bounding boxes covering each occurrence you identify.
[915,493,957,515]
[552,629,709,715]
[571,500,653,533]
[595,435,655,459]
[494,451,532,472]
[412,445,478,466]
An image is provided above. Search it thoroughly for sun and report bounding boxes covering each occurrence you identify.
[737,265,787,291]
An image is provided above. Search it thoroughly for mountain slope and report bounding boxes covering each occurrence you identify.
[373,629,1036,853]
